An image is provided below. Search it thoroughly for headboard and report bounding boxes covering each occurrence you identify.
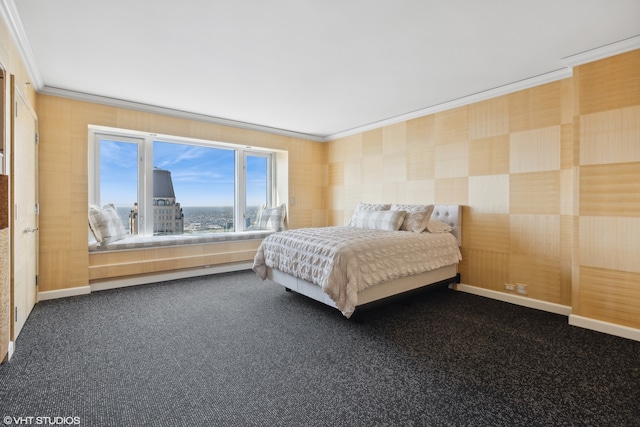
[431,205,462,246]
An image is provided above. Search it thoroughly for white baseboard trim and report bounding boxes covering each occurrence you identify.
[5,340,14,362]
[38,286,91,301]
[90,262,254,293]
[455,283,572,316]
[569,315,640,342]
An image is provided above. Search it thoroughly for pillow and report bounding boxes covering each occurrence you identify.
[257,203,287,231]
[88,204,127,245]
[426,219,453,233]
[390,204,435,233]
[348,202,391,225]
[350,210,406,231]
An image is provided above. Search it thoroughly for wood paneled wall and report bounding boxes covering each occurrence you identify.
[36,96,326,291]
[573,50,640,329]
[327,50,639,330]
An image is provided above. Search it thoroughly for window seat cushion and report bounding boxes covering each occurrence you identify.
[89,230,274,252]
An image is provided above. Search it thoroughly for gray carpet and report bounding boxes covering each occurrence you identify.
[1,270,639,426]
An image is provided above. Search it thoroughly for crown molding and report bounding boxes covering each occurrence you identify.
[0,0,43,88]
[562,34,640,67]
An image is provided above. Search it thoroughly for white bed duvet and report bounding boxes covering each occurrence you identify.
[253,226,462,317]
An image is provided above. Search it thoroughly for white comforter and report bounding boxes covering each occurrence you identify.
[252,226,462,317]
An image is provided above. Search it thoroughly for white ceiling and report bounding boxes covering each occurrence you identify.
[6,0,640,140]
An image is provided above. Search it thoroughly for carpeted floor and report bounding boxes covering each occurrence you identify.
[1,270,639,426]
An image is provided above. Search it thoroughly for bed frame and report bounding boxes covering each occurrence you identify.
[265,205,462,316]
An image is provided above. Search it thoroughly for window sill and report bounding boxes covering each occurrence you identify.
[89,229,275,252]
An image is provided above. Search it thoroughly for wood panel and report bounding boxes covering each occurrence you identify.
[560,123,573,170]
[468,175,509,214]
[382,122,406,154]
[434,141,468,178]
[382,152,406,182]
[464,213,510,253]
[468,135,510,176]
[579,105,640,165]
[435,106,468,145]
[509,126,561,173]
[510,254,562,304]
[434,177,468,205]
[344,158,361,183]
[559,215,573,306]
[578,49,640,115]
[510,214,560,258]
[328,162,344,186]
[510,171,560,215]
[362,155,384,183]
[459,248,509,291]
[468,95,509,139]
[342,134,362,160]
[509,81,561,132]
[579,216,640,273]
[362,128,383,154]
[406,148,435,181]
[578,266,640,329]
[579,162,640,217]
[406,115,435,151]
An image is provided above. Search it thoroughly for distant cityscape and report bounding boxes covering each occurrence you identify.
[116,206,262,234]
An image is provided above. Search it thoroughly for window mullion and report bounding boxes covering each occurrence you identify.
[237,149,246,231]
[142,137,154,236]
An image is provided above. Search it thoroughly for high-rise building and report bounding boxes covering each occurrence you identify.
[129,168,184,235]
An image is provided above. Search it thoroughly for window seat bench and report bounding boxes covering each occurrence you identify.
[88,230,274,284]
[89,230,274,252]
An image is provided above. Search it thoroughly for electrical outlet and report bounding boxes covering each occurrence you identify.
[505,283,515,292]
[516,283,528,295]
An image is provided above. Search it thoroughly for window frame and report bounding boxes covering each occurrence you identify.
[88,126,276,238]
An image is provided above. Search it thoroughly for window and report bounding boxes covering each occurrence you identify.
[89,126,275,238]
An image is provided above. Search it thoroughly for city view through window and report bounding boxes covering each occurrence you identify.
[98,138,269,235]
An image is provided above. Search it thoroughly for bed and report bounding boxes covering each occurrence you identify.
[252,204,462,318]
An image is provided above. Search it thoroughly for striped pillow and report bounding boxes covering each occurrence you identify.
[350,210,406,231]
[88,204,127,245]
[348,202,391,225]
[257,203,287,231]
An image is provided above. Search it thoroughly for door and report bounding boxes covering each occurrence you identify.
[11,79,38,340]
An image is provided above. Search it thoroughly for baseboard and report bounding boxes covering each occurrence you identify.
[38,286,91,301]
[455,283,572,316]
[569,315,640,342]
[90,262,254,293]
[5,340,14,362]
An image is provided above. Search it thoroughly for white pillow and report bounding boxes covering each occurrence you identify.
[257,203,287,231]
[426,219,453,233]
[350,210,406,231]
[390,204,435,233]
[88,204,127,245]
[348,202,391,225]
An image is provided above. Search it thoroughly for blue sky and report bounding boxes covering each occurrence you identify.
[100,139,267,208]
